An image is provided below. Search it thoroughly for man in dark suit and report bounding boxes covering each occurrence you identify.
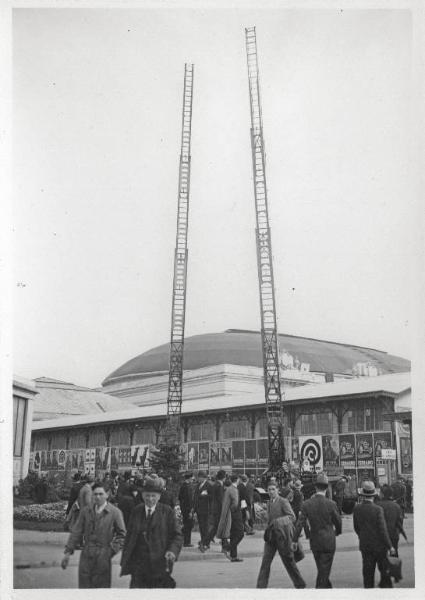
[246,475,256,530]
[238,474,253,534]
[120,476,183,588]
[207,469,226,548]
[376,485,405,556]
[353,481,395,588]
[192,470,212,552]
[217,474,245,562]
[178,472,195,547]
[293,472,342,588]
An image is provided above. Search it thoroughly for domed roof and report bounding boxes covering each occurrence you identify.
[102,329,410,386]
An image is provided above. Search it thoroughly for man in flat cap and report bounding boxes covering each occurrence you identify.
[120,475,183,588]
[353,481,395,588]
[292,472,341,588]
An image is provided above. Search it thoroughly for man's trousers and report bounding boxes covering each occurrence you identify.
[361,550,392,588]
[229,509,244,558]
[197,512,210,548]
[78,545,112,588]
[257,541,306,588]
[312,550,335,588]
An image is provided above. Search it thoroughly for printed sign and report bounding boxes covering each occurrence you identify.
[130,445,149,468]
[374,432,392,463]
[245,440,257,468]
[257,438,269,468]
[110,447,119,471]
[322,435,340,468]
[118,447,131,466]
[299,436,323,472]
[339,434,356,468]
[199,442,210,469]
[57,449,66,470]
[356,433,374,468]
[209,442,221,468]
[381,448,396,460]
[232,440,244,469]
[187,443,198,469]
[220,442,232,468]
[96,447,112,470]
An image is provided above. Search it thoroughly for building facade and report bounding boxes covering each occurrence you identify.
[13,376,38,485]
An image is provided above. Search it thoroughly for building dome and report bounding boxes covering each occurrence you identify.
[102,329,410,387]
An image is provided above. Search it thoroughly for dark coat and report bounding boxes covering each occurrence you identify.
[120,502,183,579]
[245,481,255,505]
[159,489,175,508]
[118,494,142,528]
[210,480,225,517]
[353,501,392,554]
[237,482,248,505]
[376,499,404,546]
[193,481,212,516]
[290,489,303,517]
[178,481,194,516]
[66,482,83,515]
[293,493,341,553]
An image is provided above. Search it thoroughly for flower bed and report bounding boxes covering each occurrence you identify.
[13,502,67,523]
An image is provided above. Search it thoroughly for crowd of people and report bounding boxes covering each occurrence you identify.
[60,469,411,589]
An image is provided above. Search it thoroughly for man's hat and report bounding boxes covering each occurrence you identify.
[216,469,226,480]
[143,476,164,493]
[293,480,303,489]
[241,474,248,482]
[381,485,394,500]
[198,470,208,478]
[315,472,329,486]
[360,481,378,496]
[184,471,193,479]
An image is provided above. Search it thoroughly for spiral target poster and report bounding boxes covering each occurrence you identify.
[299,436,323,471]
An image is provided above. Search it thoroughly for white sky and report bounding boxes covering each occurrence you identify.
[12,7,420,388]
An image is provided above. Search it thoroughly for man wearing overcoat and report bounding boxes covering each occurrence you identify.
[292,472,341,588]
[120,476,183,588]
[61,482,126,588]
[178,471,195,547]
[192,470,212,552]
[217,474,244,562]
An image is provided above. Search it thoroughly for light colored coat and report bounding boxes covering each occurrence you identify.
[216,484,239,539]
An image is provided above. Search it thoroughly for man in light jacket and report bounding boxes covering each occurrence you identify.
[257,481,306,588]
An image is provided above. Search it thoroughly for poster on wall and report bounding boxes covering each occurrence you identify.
[110,447,119,471]
[209,442,220,470]
[339,434,356,469]
[130,445,149,468]
[357,468,375,485]
[33,451,41,472]
[400,437,412,473]
[299,436,323,472]
[373,432,392,459]
[322,435,340,468]
[179,444,188,471]
[57,449,66,470]
[245,440,257,469]
[199,442,210,470]
[118,447,131,466]
[232,440,244,470]
[187,443,198,470]
[356,433,374,468]
[64,450,72,471]
[257,438,269,469]
[84,462,95,476]
[220,442,232,468]
[96,447,111,470]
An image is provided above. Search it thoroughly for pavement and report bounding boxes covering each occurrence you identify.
[13,514,415,589]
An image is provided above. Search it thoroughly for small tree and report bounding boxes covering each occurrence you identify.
[149,443,185,483]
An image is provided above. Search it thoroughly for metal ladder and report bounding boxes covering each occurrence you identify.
[166,64,194,441]
[245,27,285,471]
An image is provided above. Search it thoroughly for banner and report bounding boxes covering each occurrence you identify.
[356,433,374,468]
[209,442,220,469]
[187,443,198,470]
[64,450,72,471]
[199,442,210,470]
[299,436,323,472]
[322,435,339,468]
[130,445,149,468]
[110,447,119,471]
[232,440,244,470]
[220,442,232,468]
[339,434,356,469]
[245,440,256,468]
[96,447,112,470]
[57,449,66,470]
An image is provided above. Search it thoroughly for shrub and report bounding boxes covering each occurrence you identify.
[13,501,67,523]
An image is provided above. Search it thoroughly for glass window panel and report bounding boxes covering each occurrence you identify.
[133,426,155,444]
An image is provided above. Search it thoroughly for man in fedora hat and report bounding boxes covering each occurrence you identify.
[193,470,212,552]
[292,472,341,588]
[353,480,395,588]
[120,475,183,588]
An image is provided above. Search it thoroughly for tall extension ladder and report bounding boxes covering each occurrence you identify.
[245,27,285,473]
[165,63,194,444]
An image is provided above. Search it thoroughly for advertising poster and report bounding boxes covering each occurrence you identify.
[220,442,232,468]
[357,468,375,486]
[40,450,47,470]
[33,451,41,471]
[98,447,111,470]
[299,435,323,472]
[78,450,85,471]
[179,444,188,471]
[373,432,392,459]
[322,435,339,468]
[57,449,66,470]
[257,438,269,468]
[199,442,210,470]
[130,445,149,468]
[339,434,356,468]
[64,450,72,471]
[291,437,300,466]
[232,440,245,470]
[187,443,198,470]
[209,442,220,469]
[400,437,412,473]
[46,450,52,469]
[356,433,374,468]
[110,447,119,471]
[245,439,257,468]
[85,462,95,476]
[85,449,91,463]
[71,451,78,470]
[118,447,131,466]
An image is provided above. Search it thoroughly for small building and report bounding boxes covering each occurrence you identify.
[13,376,38,485]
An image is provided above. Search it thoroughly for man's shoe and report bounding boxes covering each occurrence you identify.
[224,550,231,560]
[183,544,194,547]
[230,557,243,562]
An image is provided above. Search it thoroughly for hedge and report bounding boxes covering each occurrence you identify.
[13,502,67,523]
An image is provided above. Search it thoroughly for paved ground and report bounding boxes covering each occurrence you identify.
[14,514,415,589]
